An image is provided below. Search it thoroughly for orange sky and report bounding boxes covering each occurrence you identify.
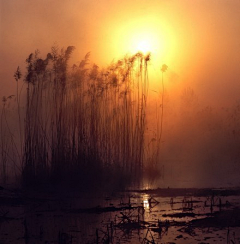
[1,0,240,106]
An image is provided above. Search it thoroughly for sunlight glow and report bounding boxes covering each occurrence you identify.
[98,15,177,91]
[129,30,164,56]
[108,16,175,62]
[137,40,151,54]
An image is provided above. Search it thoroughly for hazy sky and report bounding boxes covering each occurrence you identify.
[1,0,240,104]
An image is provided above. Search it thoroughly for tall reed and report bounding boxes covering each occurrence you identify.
[22,47,151,189]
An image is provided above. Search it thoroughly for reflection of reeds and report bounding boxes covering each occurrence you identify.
[22,47,150,189]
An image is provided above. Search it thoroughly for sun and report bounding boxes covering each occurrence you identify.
[113,22,166,58]
[103,16,176,67]
[130,32,160,55]
[136,40,152,54]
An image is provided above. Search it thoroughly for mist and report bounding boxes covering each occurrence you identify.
[151,87,240,188]
[1,0,240,188]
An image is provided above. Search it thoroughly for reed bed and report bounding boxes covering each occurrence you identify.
[2,46,240,189]
[21,46,153,189]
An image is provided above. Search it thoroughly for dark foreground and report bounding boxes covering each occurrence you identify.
[1,186,240,243]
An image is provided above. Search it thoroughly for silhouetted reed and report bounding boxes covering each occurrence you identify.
[1,94,22,184]
[21,46,151,189]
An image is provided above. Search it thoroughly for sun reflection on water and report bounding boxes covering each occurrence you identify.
[143,195,150,209]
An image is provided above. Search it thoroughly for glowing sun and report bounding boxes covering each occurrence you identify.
[107,16,175,65]
[136,40,152,54]
[130,32,162,55]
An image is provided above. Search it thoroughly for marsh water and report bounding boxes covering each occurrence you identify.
[1,187,240,244]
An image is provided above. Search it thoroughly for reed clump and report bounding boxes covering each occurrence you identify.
[21,46,151,190]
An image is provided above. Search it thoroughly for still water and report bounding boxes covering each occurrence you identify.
[0,188,240,243]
